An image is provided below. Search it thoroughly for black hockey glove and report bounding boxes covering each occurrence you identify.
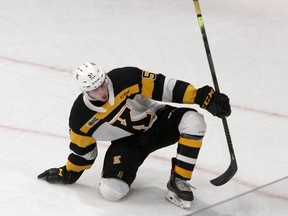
[195,85,231,118]
[37,166,83,184]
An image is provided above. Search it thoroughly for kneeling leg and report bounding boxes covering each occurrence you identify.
[100,177,130,201]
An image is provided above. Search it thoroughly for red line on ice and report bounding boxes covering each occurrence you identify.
[0,123,287,203]
[1,55,287,119]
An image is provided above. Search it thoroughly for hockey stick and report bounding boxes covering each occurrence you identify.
[193,0,237,186]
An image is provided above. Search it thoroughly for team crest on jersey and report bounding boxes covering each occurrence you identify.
[110,105,152,133]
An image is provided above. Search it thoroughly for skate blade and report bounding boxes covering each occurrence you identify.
[166,190,191,209]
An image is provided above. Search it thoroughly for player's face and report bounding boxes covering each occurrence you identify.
[87,82,109,102]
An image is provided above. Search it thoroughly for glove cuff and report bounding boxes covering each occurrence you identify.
[194,85,215,109]
[62,166,84,184]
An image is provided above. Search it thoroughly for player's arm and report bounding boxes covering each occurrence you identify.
[140,71,231,118]
[66,129,97,173]
[139,70,197,103]
[38,129,97,184]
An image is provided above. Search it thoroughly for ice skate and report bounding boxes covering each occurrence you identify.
[166,172,193,209]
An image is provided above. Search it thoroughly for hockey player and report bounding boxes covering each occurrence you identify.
[38,62,231,209]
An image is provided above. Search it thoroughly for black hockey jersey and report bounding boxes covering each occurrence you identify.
[66,67,198,172]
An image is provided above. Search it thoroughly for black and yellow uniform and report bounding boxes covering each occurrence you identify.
[66,67,201,185]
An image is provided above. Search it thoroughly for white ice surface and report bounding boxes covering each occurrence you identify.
[0,0,288,215]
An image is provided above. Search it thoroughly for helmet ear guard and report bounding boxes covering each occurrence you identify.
[74,62,106,91]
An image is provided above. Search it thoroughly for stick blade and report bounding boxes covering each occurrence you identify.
[210,160,238,186]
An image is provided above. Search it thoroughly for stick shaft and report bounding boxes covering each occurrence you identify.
[193,0,237,186]
[193,0,220,92]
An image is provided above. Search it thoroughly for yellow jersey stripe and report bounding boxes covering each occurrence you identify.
[141,75,154,98]
[175,165,193,179]
[179,136,202,148]
[183,84,197,103]
[66,160,93,172]
[80,84,140,133]
[70,130,96,148]
[79,116,100,134]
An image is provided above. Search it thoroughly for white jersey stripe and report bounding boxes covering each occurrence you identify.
[176,153,197,165]
[71,146,98,161]
[162,77,177,102]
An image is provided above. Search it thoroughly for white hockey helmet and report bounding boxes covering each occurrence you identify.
[74,62,106,91]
